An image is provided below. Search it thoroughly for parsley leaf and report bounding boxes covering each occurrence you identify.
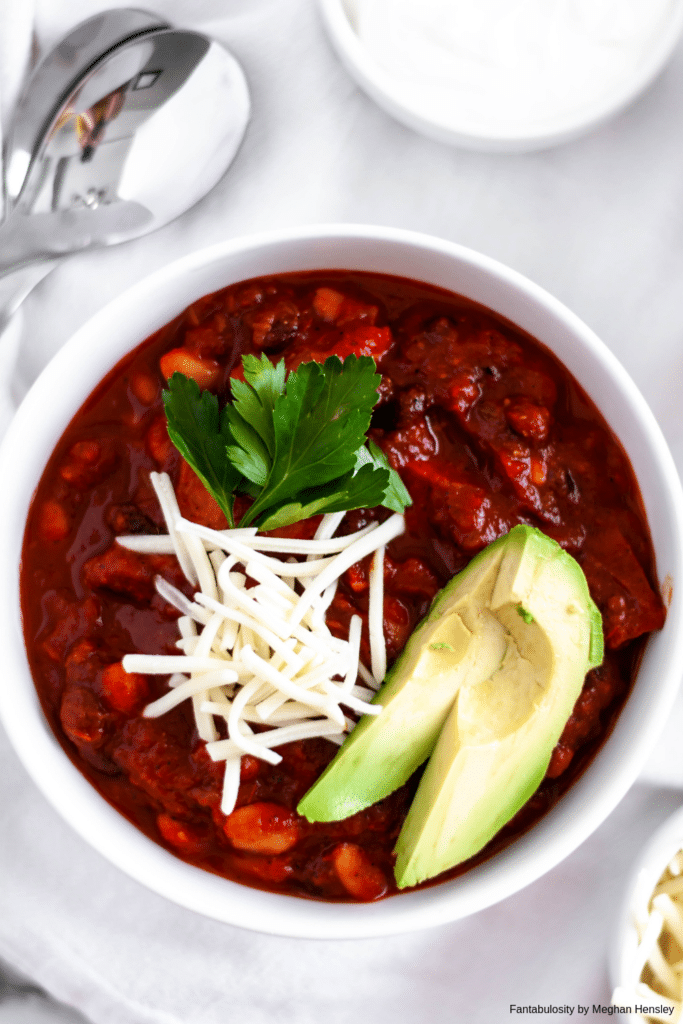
[358,439,412,514]
[162,373,242,527]
[222,354,286,489]
[256,461,392,531]
[229,354,285,457]
[163,354,411,532]
[240,355,382,527]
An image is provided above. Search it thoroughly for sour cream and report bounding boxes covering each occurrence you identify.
[352,0,675,136]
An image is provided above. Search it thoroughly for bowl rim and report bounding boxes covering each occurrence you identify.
[1,221,682,939]
[318,0,683,152]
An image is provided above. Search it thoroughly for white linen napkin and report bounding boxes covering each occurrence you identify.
[2,716,680,1024]
[1,1,683,1021]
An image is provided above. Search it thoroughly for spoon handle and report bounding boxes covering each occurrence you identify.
[0,198,154,279]
[0,195,155,331]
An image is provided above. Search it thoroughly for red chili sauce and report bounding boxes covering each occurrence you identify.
[20,272,665,902]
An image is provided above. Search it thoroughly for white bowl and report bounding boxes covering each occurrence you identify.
[1,224,682,938]
[319,0,683,152]
[610,803,683,1020]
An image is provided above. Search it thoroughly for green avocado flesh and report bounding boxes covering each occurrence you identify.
[297,525,603,888]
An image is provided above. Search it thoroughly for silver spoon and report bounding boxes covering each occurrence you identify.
[0,9,250,334]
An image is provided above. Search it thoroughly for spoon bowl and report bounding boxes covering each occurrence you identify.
[0,10,250,326]
[3,8,170,206]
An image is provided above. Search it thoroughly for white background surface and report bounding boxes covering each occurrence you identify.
[2,1,683,1021]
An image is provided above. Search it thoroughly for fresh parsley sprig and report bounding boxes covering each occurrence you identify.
[162,353,411,531]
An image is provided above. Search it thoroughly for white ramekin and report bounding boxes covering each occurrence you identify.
[319,0,683,152]
[610,803,683,1022]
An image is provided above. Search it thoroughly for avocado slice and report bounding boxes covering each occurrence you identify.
[298,525,603,889]
[393,525,603,887]
[297,532,515,821]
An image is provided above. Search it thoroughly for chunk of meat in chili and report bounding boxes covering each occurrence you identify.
[400,454,516,551]
[59,640,118,771]
[60,686,110,749]
[113,717,223,817]
[580,527,665,648]
[249,298,302,351]
[83,546,186,604]
[175,458,228,530]
[107,504,159,537]
[39,592,100,664]
[546,658,627,777]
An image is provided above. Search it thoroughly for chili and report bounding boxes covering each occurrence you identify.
[20,271,664,901]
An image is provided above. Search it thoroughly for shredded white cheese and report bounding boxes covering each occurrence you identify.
[118,473,403,814]
[613,848,683,1019]
[369,545,387,684]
